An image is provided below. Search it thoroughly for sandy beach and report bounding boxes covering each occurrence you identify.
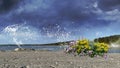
[0,50,119,68]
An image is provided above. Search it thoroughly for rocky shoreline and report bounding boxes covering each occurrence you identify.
[0,49,119,68]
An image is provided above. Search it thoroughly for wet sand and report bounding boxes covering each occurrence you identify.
[0,50,119,68]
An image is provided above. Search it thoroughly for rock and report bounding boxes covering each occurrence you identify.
[14,48,35,51]
[20,65,29,68]
[49,65,56,68]
[25,48,35,51]
[14,48,23,51]
[20,66,27,68]
[55,62,58,65]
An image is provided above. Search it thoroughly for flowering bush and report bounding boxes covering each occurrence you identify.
[65,39,109,58]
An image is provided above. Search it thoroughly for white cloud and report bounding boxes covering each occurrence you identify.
[97,9,120,21]
[93,2,98,8]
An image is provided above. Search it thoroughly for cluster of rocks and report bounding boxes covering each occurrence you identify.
[14,48,35,52]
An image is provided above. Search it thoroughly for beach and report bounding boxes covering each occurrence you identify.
[0,50,119,68]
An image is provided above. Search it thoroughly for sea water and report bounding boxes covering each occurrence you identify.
[0,45,65,51]
[0,45,120,53]
[109,48,120,53]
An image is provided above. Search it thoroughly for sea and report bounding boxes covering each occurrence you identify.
[0,45,120,53]
[0,45,65,51]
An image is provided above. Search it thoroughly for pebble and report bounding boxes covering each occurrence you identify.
[55,62,58,65]
[49,65,56,68]
[20,65,30,68]
[70,62,73,64]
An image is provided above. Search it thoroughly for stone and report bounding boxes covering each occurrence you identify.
[14,48,35,51]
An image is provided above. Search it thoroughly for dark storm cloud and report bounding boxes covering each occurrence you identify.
[98,0,120,11]
[9,0,97,28]
[0,0,111,33]
[1,0,120,44]
[0,0,112,29]
[0,0,20,13]
[52,0,94,21]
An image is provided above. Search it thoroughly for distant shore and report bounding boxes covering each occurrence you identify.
[0,41,70,46]
[0,50,119,68]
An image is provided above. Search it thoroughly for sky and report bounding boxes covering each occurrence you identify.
[0,0,120,44]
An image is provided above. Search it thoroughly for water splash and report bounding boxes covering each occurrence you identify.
[110,43,119,48]
[42,24,73,42]
[0,23,75,44]
[4,24,23,48]
[13,38,22,48]
[0,23,40,44]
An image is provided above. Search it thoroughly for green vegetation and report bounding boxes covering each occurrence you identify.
[65,39,109,58]
[94,35,120,44]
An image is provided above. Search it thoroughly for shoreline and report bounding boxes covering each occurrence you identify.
[0,50,119,68]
